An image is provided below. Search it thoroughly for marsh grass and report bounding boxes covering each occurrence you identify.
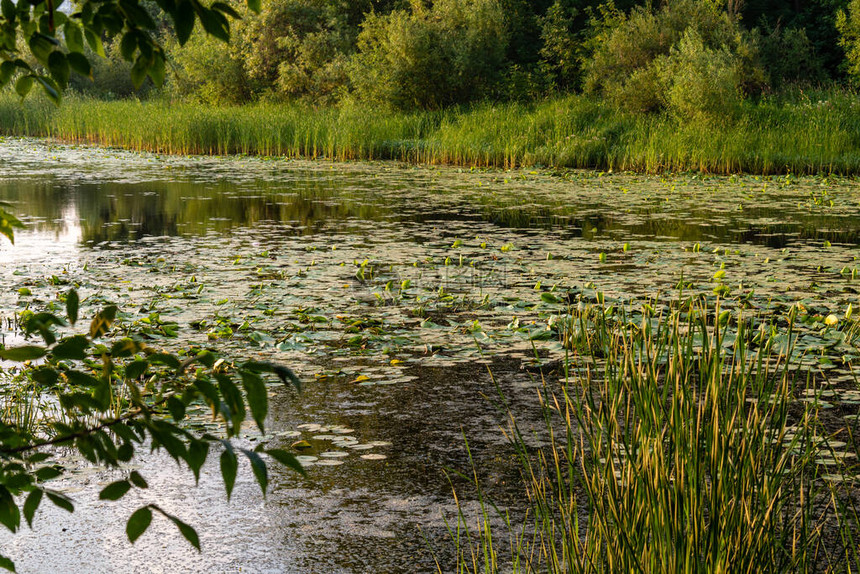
[449,300,860,573]
[2,89,860,173]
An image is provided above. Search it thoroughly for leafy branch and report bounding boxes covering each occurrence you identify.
[0,289,305,572]
[0,0,259,103]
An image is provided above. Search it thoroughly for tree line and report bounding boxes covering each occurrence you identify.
[47,0,860,117]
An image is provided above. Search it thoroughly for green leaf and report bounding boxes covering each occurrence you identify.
[265,449,306,476]
[92,378,112,411]
[118,442,134,462]
[47,51,69,88]
[0,345,46,362]
[90,305,117,338]
[65,289,79,325]
[52,335,89,360]
[162,511,200,551]
[243,362,301,391]
[45,491,73,513]
[130,55,147,90]
[211,2,240,18]
[185,439,208,483]
[125,360,148,380]
[147,51,165,87]
[0,487,20,533]
[193,377,220,410]
[23,489,42,528]
[64,370,100,387]
[84,29,106,57]
[167,396,186,422]
[0,554,14,572]
[110,338,140,358]
[24,312,65,344]
[274,365,300,391]
[220,443,237,500]
[63,21,84,53]
[36,73,61,103]
[0,61,14,89]
[126,506,152,543]
[148,352,180,369]
[129,471,148,489]
[99,480,131,501]
[245,0,260,13]
[120,31,137,61]
[196,5,229,41]
[14,75,32,99]
[67,52,92,78]
[216,374,244,433]
[241,448,268,497]
[33,466,62,481]
[240,371,267,433]
[541,292,560,304]
[27,33,55,63]
[148,423,187,461]
[119,0,156,29]
[173,0,195,45]
[1,0,14,20]
[3,473,31,491]
[31,366,59,386]
[0,207,22,244]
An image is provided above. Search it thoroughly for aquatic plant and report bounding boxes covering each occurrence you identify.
[2,90,860,174]
[451,299,860,572]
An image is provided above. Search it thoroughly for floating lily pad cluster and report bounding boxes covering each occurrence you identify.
[285,423,391,466]
[2,140,860,494]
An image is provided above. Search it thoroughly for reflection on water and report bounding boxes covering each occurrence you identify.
[2,138,860,572]
[3,140,860,249]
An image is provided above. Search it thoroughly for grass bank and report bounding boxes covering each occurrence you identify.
[1,90,860,174]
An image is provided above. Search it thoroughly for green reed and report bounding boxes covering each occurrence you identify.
[449,300,860,573]
[3,89,860,174]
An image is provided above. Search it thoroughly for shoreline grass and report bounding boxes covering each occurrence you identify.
[1,90,860,174]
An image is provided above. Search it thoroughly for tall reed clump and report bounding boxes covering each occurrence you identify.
[3,89,860,174]
[452,300,860,573]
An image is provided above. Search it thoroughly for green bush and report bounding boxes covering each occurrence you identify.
[239,0,354,103]
[167,31,252,105]
[660,30,743,123]
[349,0,509,109]
[69,43,152,100]
[758,26,827,88]
[538,1,581,90]
[583,0,765,120]
[838,0,860,85]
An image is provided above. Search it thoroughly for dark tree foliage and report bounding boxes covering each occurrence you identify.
[0,0,259,102]
[741,0,848,78]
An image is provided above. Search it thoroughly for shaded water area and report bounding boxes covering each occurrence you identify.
[1,138,860,572]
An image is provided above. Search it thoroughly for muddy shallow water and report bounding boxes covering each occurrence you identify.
[1,137,859,572]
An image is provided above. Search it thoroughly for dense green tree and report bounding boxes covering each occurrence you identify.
[742,0,847,78]
[349,0,509,109]
[166,17,252,104]
[838,0,860,84]
[583,0,765,120]
[238,0,353,102]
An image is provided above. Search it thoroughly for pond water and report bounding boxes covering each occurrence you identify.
[1,137,860,572]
